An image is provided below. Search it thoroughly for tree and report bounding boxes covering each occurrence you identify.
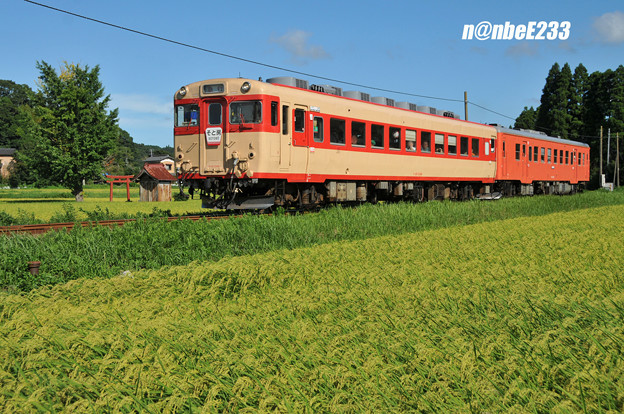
[0,80,35,149]
[25,61,118,201]
[514,106,537,129]
[568,64,588,142]
[535,63,574,138]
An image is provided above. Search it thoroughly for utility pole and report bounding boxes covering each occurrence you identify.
[607,128,611,164]
[464,91,468,121]
[617,132,620,188]
[600,126,603,187]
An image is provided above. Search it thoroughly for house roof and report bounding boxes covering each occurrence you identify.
[0,148,17,156]
[134,162,176,182]
[144,155,174,163]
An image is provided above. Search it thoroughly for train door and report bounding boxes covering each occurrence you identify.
[521,140,529,183]
[292,105,308,147]
[572,148,578,183]
[201,98,226,173]
[501,138,507,179]
[280,102,291,170]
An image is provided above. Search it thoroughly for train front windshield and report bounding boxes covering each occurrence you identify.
[229,101,262,124]
[175,104,199,127]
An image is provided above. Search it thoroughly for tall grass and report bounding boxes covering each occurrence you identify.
[0,205,622,411]
[2,189,624,293]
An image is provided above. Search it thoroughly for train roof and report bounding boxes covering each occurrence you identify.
[494,126,589,148]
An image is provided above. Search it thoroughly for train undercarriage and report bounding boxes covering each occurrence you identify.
[180,177,583,210]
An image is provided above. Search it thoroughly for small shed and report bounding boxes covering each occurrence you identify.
[135,162,176,202]
[143,155,175,174]
[0,148,17,179]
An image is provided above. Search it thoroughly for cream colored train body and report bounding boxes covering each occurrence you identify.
[173,77,588,208]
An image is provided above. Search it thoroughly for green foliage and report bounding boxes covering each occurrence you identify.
[0,80,36,150]
[18,61,120,200]
[514,106,537,129]
[2,189,624,293]
[0,204,623,411]
[48,203,78,223]
[519,62,624,185]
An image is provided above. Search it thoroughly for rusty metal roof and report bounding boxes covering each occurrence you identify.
[0,148,17,156]
[135,162,176,182]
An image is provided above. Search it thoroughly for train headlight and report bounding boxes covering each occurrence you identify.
[179,86,187,97]
[240,82,251,94]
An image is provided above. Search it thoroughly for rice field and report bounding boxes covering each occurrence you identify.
[1,204,622,412]
[0,184,205,222]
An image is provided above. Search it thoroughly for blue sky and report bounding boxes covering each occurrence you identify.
[1,0,623,148]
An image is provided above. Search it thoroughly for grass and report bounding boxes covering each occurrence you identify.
[0,205,622,411]
[2,188,624,293]
[0,184,205,223]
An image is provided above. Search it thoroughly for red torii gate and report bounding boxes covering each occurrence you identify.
[105,175,134,202]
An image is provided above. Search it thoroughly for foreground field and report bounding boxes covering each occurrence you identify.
[1,205,622,412]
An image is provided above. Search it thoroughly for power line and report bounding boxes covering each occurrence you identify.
[24,0,513,114]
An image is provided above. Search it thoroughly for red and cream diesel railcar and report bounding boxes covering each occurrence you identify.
[173,77,589,209]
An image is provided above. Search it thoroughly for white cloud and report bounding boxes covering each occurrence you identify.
[505,41,539,57]
[271,30,329,64]
[593,11,624,44]
[111,93,171,115]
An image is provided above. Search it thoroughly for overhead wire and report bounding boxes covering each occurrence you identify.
[24,1,506,111]
[24,0,607,139]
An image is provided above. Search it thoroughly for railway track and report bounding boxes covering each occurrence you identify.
[0,214,235,236]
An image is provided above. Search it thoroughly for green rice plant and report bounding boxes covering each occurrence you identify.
[0,205,623,411]
[2,189,624,293]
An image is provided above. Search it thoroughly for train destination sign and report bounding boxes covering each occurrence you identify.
[205,127,222,145]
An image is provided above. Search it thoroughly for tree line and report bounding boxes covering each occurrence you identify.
[515,63,624,186]
[0,61,173,200]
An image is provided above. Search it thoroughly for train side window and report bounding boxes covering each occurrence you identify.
[271,101,278,127]
[351,121,366,146]
[491,139,495,153]
[330,118,345,145]
[421,131,432,153]
[371,124,384,148]
[565,151,569,164]
[406,129,417,152]
[461,136,469,156]
[389,127,401,150]
[208,103,222,125]
[533,146,538,162]
[578,153,582,166]
[435,133,445,154]
[554,149,558,163]
[522,144,526,157]
[313,117,324,143]
[294,109,305,133]
[547,148,552,163]
[529,146,532,161]
[541,147,545,163]
[573,152,576,165]
[560,150,563,164]
[515,143,521,160]
[448,135,457,155]
[471,138,479,157]
[282,106,289,135]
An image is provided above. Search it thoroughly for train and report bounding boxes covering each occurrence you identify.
[173,76,590,209]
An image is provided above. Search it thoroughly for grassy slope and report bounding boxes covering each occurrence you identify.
[1,205,622,412]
